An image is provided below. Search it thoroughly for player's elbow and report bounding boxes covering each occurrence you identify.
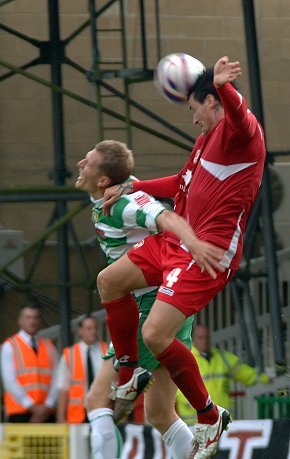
[156,209,173,231]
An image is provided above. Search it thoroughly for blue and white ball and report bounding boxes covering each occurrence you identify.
[154,53,205,103]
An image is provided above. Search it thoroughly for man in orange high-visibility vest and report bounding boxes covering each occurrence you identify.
[1,305,58,422]
[56,316,107,423]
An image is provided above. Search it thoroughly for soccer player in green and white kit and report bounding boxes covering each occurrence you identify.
[75,140,197,459]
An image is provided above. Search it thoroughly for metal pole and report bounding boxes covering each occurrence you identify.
[242,0,285,368]
[243,193,262,261]
[154,0,162,61]
[48,0,72,348]
[88,0,104,140]
[243,281,264,371]
[119,0,132,147]
[139,0,148,70]
[230,280,255,366]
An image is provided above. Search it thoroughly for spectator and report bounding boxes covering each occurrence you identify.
[176,324,271,424]
[0,304,58,422]
[56,316,107,423]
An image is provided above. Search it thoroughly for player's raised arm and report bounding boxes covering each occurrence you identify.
[214,56,258,139]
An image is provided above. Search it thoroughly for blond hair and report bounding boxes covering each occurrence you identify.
[95,140,134,185]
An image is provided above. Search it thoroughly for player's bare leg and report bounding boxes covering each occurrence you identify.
[145,366,194,459]
[142,301,231,459]
[98,255,153,423]
[98,254,148,301]
[87,358,116,412]
[142,299,185,355]
[87,359,123,459]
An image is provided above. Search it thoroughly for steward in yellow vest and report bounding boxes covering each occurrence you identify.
[176,325,270,425]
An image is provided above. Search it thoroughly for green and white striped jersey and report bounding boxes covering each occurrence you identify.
[91,191,166,265]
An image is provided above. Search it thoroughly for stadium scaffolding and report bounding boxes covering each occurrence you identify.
[0,0,287,373]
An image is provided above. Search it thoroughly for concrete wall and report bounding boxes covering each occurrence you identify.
[0,0,289,336]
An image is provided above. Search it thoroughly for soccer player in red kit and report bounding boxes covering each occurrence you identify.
[97,56,266,458]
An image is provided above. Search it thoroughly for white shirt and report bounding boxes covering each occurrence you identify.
[0,330,59,409]
[57,340,105,392]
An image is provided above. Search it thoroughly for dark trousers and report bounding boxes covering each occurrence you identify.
[8,412,56,423]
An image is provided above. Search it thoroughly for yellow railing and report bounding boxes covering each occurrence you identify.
[0,424,69,459]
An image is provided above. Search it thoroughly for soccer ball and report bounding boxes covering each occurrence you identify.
[154,53,205,103]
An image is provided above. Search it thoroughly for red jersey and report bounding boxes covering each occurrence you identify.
[133,83,266,269]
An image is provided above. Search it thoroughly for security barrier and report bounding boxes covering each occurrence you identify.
[216,419,290,459]
[257,395,290,420]
[0,424,69,459]
[0,420,290,458]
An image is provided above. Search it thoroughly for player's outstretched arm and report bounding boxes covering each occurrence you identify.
[157,210,227,279]
[103,175,180,216]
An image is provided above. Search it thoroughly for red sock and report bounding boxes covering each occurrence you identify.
[197,405,218,425]
[103,293,139,385]
[157,338,218,425]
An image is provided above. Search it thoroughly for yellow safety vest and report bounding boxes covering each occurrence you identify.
[176,346,269,425]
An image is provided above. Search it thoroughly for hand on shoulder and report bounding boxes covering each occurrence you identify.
[103,181,133,215]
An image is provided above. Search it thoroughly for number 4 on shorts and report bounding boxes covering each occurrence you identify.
[166,268,182,287]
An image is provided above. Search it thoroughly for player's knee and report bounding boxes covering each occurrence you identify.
[142,321,175,356]
[97,268,113,297]
[141,321,153,347]
[142,322,161,354]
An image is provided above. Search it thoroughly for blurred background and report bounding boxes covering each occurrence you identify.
[0,0,289,434]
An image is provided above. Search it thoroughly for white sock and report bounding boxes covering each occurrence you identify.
[162,418,194,459]
[88,408,123,459]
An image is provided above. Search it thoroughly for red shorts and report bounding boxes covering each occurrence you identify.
[127,233,235,317]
